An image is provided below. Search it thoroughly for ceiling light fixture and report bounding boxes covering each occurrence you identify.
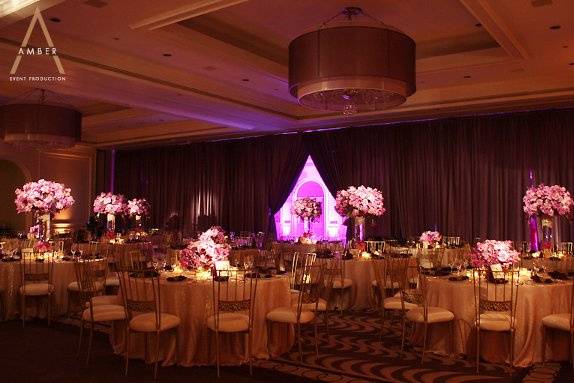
[288,6,416,115]
[0,89,81,149]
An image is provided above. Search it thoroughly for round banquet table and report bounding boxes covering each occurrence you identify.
[110,273,293,366]
[0,258,78,320]
[75,241,153,256]
[416,275,573,367]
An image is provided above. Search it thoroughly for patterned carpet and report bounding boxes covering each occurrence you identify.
[255,310,573,383]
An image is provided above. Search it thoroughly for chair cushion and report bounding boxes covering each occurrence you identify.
[266,307,315,324]
[406,306,454,323]
[477,312,514,331]
[333,278,353,289]
[206,312,249,333]
[129,312,180,332]
[68,281,104,291]
[85,295,121,307]
[293,298,328,312]
[105,275,120,287]
[542,313,571,332]
[82,304,126,322]
[19,283,53,296]
[383,297,418,310]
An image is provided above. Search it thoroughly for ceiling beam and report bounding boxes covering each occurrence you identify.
[130,0,249,30]
[458,0,530,59]
[0,0,65,28]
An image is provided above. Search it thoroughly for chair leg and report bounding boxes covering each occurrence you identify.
[400,317,407,352]
[215,330,220,378]
[47,294,52,326]
[86,320,94,365]
[448,321,454,358]
[313,323,319,359]
[509,330,515,373]
[125,328,130,376]
[297,324,303,363]
[77,318,85,358]
[379,307,386,339]
[248,331,253,376]
[421,322,428,365]
[266,320,272,356]
[154,331,160,381]
[21,294,26,327]
[541,326,547,365]
[476,327,480,374]
[570,332,574,368]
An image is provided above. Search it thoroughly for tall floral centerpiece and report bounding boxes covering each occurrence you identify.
[179,226,230,277]
[335,185,385,242]
[420,231,441,249]
[14,179,75,240]
[93,192,127,235]
[523,184,573,255]
[126,198,150,229]
[292,197,322,237]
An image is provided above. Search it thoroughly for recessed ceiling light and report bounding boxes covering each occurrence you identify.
[112,37,120,41]
[563,45,569,48]
[163,53,172,57]
[569,62,574,66]
[474,23,482,27]
[49,17,61,23]
[549,25,561,30]
[463,75,471,79]
[241,78,250,82]
[203,66,217,71]
[273,88,279,91]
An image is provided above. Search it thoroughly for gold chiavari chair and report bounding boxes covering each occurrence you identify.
[472,268,519,373]
[403,263,455,364]
[417,247,446,273]
[118,269,181,380]
[19,252,55,326]
[267,259,323,362]
[372,255,417,338]
[330,257,354,314]
[542,277,574,367]
[207,269,258,377]
[74,258,125,364]
[307,262,334,332]
[559,242,574,256]
[365,240,386,256]
[255,250,275,271]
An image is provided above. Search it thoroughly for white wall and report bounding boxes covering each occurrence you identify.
[0,142,96,233]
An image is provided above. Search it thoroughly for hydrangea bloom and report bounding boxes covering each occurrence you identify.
[523,184,573,217]
[335,185,385,217]
[470,240,520,269]
[93,192,127,215]
[180,226,230,270]
[14,179,75,215]
[292,197,322,222]
[126,198,150,217]
[420,231,441,243]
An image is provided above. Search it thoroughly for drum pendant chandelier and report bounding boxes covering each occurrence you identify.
[288,7,416,115]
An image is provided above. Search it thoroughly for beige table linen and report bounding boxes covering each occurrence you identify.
[111,274,292,366]
[416,277,573,367]
[0,260,77,319]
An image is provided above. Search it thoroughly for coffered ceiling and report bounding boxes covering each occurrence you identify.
[0,0,573,147]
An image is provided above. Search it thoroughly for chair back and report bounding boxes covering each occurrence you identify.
[20,252,54,286]
[255,250,275,271]
[472,268,519,331]
[72,258,107,305]
[372,255,410,302]
[559,242,574,256]
[365,241,386,255]
[293,261,324,320]
[417,248,446,271]
[211,269,258,332]
[118,270,162,328]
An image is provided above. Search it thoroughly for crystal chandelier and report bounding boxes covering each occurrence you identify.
[0,89,81,149]
[288,7,416,115]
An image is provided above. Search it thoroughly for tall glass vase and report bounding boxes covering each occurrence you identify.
[540,215,555,256]
[354,216,365,242]
[106,213,116,233]
[303,217,310,234]
[33,212,52,241]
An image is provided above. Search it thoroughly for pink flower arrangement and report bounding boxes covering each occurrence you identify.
[126,198,150,217]
[470,240,520,269]
[523,184,573,217]
[292,197,322,222]
[335,185,385,217]
[33,240,52,253]
[14,179,75,215]
[420,231,441,243]
[93,192,126,215]
[179,226,230,270]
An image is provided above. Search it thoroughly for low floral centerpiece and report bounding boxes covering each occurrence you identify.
[93,192,127,234]
[523,184,574,253]
[420,231,441,249]
[470,240,520,270]
[126,198,150,229]
[335,185,385,242]
[179,226,230,275]
[14,179,75,240]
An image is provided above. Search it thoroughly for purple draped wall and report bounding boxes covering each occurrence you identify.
[115,108,574,242]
